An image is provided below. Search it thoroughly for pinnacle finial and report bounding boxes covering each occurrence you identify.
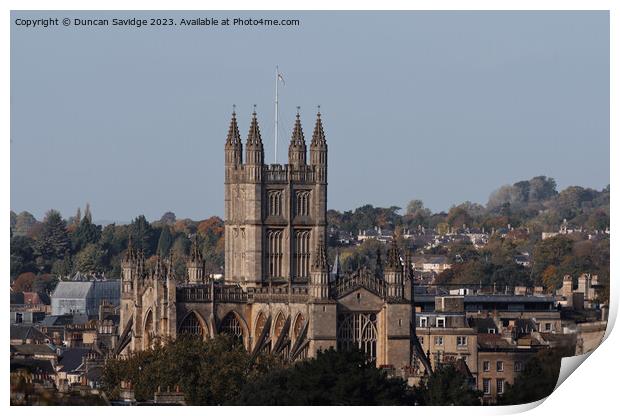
[296,106,301,117]
[317,105,321,116]
[253,104,257,115]
[232,104,236,115]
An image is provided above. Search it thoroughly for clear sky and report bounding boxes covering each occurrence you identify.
[10,11,609,223]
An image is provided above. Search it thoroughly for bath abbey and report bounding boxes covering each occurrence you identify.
[116,108,423,375]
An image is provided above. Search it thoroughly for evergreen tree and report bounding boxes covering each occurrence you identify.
[34,210,70,271]
[129,215,157,256]
[156,226,173,256]
[71,216,102,252]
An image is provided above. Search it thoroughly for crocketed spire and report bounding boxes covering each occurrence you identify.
[190,235,203,263]
[312,237,329,272]
[311,108,326,147]
[385,239,403,272]
[225,108,241,146]
[123,235,136,262]
[288,108,306,166]
[290,111,306,147]
[246,108,263,147]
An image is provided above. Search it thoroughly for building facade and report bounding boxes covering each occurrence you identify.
[117,109,419,374]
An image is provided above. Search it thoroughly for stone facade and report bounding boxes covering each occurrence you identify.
[117,109,420,374]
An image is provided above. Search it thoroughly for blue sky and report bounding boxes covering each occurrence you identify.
[10,11,609,222]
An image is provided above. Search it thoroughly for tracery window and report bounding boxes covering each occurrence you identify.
[267,229,283,278]
[255,312,267,341]
[296,190,311,217]
[220,312,243,344]
[268,190,283,217]
[337,312,378,362]
[144,310,154,349]
[294,230,311,280]
[179,312,205,338]
[273,313,286,339]
[293,314,306,340]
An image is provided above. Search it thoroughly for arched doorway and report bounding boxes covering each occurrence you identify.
[337,312,378,362]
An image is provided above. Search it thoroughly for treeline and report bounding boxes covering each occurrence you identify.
[101,335,563,405]
[328,176,609,235]
[10,207,224,291]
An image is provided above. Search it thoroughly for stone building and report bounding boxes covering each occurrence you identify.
[116,109,423,374]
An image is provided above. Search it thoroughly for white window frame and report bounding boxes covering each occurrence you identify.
[497,379,505,395]
[483,360,490,372]
[434,336,444,346]
[436,317,446,328]
[497,361,504,372]
[457,336,468,347]
[488,328,496,334]
[419,316,428,328]
[483,378,491,395]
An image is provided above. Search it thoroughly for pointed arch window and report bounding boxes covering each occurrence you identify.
[267,229,283,278]
[255,312,267,341]
[337,312,378,362]
[296,190,311,217]
[220,313,243,344]
[143,310,154,349]
[294,230,311,280]
[179,312,205,338]
[268,190,283,217]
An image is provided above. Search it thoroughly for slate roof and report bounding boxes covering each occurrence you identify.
[10,325,50,342]
[58,348,91,372]
[52,281,93,299]
[10,358,55,374]
[10,343,56,357]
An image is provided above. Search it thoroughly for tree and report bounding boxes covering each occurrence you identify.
[10,235,37,278]
[156,226,173,256]
[447,206,473,229]
[12,272,37,292]
[102,335,259,405]
[74,243,106,274]
[413,363,481,405]
[14,211,39,237]
[129,215,158,256]
[406,199,430,217]
[34,210,70,271]
[71,216,102,253]
[159,211,177,225]
[236,348,415,405]
[498,347,569,405]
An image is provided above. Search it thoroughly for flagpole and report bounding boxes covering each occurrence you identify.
[275,65,279,164]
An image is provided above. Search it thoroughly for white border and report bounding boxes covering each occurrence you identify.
[3,1,616,415]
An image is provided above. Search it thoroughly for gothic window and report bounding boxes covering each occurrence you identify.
[179,312,205,339]
[255,312,267,341]
[295,190,311,217]
[294,230,311,280]
[220,312,244,344]
[293,314,305,340]
[267,229,283,278]
[143,310,154,349]
[273,313,286,340]
[337,312,378,362]
[268,190,283,217]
